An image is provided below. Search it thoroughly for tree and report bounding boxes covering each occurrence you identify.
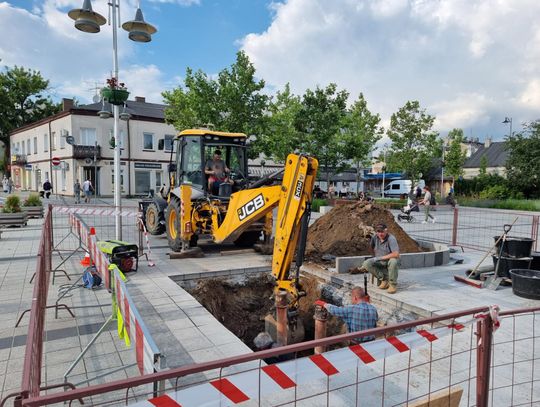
[505,120,540,198]
[386,100,439,192]
[340,93,383,194]
[444,128,467,185]
[0,66,60,168]
[256,83,302,162]
[162,51,268,138]
[479,155,488,177]
[294,83,349,187]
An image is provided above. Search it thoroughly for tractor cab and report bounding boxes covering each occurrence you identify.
[172,129,249,199]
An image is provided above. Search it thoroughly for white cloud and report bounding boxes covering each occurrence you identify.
[242,0,540,138]
[0,1,166,103]
[147,0,200,4]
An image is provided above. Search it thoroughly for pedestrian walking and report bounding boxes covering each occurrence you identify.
[7,177,14,193]
[74,179,81,204]
[82,179,93,203]
[2,176,8,193]
[421,186,436,223]
[42,179,52,199]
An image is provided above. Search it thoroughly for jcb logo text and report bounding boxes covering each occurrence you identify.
[238,194,265,221]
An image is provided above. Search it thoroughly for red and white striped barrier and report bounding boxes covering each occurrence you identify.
[67,211,162,375]
[129,321,474,407]
[54,205,138,217]
[137,218,156,267]
[112,266,161,375]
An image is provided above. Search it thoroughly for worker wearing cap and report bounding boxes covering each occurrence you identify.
[315,287,378,343]
[362,223,400,294]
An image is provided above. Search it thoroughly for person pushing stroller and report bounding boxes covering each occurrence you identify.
[397,196,419,222]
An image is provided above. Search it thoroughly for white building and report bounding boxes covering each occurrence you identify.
[9,98,176,197]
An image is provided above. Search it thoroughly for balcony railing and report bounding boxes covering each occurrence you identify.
[73,145,101,160]
[11,154,27,166]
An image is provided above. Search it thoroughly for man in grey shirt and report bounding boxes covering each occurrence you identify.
[361,222,400,294]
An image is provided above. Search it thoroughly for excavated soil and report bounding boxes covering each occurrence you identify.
[306,202,424,262]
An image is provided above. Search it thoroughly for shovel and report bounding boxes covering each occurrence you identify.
[484,223,514,290]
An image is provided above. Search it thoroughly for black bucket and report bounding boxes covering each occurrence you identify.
[531,252,540,271]
[492,255,532,279]
[493,236,535,258]
[218,182,232,197]
[510,269,540,300]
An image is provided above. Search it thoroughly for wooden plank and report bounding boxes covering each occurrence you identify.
[409,387,463,407]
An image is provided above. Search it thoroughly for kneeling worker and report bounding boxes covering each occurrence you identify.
[363,222,400,294]
[316,286,378,343]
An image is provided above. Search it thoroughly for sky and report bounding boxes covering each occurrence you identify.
[1,0,539,142]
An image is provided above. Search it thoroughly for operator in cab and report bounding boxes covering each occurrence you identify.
[362,223,400,294]
[205,149,232,195]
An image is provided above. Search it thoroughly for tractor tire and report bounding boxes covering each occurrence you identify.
[165,199,183,252]
[234,231,262,248]
[145,202,165,235]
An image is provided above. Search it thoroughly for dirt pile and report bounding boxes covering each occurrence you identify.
[306,202,423,262]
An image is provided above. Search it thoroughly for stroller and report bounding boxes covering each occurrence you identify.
[397,200,419,222]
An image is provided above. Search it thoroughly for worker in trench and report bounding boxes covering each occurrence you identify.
[315,286,378,344]
[362,222,401,294]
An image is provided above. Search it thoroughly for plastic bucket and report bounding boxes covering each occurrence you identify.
[531,252,540,271]
[493,236,535,258]
[510,269,540,300]
[492,255,532,279]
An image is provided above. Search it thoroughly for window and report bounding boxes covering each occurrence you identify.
[44,134,49,152]
[143,133,154,150]
[60,131,66,149]
[16,142,20,153]
[27,139,31,155]
[155,171,163,191]
[22,141,25,155]
[108,129,125,149]
[164,135,174,151]
[33,137,37,154]
[51,132,56,150]
[135,171,151,194]
[80,128,96,146]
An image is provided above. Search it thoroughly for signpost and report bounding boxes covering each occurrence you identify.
[52,157,60,198]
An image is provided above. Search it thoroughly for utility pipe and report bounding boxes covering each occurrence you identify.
[313,304,328,354]
[275,291,288,346]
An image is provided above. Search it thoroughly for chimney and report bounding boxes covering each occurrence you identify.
[485,137,492,148]
[62,98,74,112]
[135,96,146,103]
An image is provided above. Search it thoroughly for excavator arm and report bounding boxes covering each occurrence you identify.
[211,154,318,308]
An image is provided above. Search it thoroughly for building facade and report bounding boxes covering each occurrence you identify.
[9,98,176,197]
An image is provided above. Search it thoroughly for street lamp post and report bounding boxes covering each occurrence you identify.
[503,117,513,137]
[68,0,156,240]
[381,147,387,198]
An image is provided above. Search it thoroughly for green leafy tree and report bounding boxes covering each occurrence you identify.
[505,120,540,198]
[162,51,268,139]
[444,128,467,185]
[256,83,302,162]
[479,155,488,177]
[386,100,439,191]
[340,93,383,194]
[294,83,349,187]
[0,66,60,167]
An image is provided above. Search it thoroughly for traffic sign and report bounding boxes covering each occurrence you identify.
[52,157,61,166]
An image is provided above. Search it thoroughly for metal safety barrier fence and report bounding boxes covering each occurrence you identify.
[3,205,163,407]
[19,305,540,407]
[396,205,540,252]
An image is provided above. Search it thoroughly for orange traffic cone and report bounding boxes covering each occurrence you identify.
[81,252,93,266]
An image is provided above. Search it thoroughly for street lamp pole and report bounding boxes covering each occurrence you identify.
[68,0,156,240]
[381,147,386,198]
[110,0,122,239]
[503,117,513,137]
[441,144,445,198]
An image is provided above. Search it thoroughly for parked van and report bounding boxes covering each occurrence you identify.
[383,179,425,198]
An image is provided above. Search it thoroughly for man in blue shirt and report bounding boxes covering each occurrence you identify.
[318,286,378,343]
[362,222,400,294]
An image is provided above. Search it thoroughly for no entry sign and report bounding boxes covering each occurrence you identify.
[52,157,61,166]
